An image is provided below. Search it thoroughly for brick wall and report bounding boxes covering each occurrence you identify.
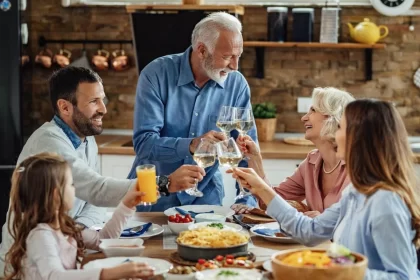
[24,2,420,135]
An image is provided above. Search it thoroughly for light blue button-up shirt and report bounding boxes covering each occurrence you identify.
[267,185,420,280]
[127,47,257,211]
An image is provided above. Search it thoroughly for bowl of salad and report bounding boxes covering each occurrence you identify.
[271,243,367,280]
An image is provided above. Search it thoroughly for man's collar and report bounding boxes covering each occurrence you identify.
[53,115,84,149]
[177,46,225,89]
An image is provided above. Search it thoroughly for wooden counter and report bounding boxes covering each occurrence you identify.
[95,135,420,162]
[95,135,314,159]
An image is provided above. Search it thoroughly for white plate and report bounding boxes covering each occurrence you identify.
[188,222,243,232]
[84,257,172,275]
[250,222,299,244]
[164,205,235,217]
[262,259,272,272]
[90,220,164,239]
[195,268,262,280]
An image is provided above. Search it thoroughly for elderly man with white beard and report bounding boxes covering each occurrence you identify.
[128,12,258,211]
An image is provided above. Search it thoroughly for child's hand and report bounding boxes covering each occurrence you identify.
[122,184,146,209]
[101,262,155,280]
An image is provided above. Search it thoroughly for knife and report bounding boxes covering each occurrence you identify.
[232,215,253,230]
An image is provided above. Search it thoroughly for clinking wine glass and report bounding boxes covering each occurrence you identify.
[235,107,255,137]
[216,137,251,200]
[216,106,236,138]
[186,138,217,197]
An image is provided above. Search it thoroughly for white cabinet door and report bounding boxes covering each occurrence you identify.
[101,154,136,179]
[262,159,303,186]
[220,159,304,207]
[415,164,420,180]
[101,154,136,213]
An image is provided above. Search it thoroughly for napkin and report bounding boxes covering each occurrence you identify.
[253,228,280,237]
[120,222,152,237]
[174,207,214,218]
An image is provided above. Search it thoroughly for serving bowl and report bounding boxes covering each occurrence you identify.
[177,241,249,262]
[271,249,367,280]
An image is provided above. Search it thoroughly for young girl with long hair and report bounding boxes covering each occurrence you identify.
[5,153,154,280]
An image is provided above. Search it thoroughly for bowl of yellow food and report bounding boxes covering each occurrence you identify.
[176,227,250,261]
[271,244,367,280]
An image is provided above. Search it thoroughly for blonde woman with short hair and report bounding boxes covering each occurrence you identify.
[232,87,355,217]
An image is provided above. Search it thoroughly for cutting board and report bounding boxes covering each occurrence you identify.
[283,137,314,146]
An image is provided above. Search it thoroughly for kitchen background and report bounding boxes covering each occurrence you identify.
[22,0,420,136]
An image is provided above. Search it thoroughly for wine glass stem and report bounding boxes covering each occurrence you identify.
[235,179,244,194]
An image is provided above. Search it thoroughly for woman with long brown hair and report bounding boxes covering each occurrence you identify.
[5,153,154,280]
[231,99,420,279]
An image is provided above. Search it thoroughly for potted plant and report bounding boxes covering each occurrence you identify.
[252,102,277,142]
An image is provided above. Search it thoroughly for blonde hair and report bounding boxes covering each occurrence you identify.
[191,12,242,53]
[312,87,355,142]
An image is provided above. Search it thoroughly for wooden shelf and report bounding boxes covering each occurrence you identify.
[126,5,244,15]
[243,41,386,81]
[243,41,386,49]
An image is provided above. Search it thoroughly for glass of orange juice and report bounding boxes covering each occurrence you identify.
[136,164,158,205]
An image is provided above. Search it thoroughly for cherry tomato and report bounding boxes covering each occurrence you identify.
[198,259,206,264]
[168,215,176,222]
[226,255,234,259]
[226,258,234,265]
[215,255,224,261]
[175,217,180,223]
[185,214,192,219]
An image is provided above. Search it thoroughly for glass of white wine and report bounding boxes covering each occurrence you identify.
[235,107,255,136]
[187,138,216,197]
[216,106,236,138]
[216,137,251,200]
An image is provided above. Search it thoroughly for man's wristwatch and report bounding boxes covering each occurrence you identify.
[157,175,171,197]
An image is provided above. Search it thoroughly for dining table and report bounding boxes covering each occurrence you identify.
[82,212,330,279]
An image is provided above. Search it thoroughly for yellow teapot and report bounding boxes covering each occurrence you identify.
[347,18,388,44]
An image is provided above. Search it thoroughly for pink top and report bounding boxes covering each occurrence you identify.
[262,150,350,213]
[22,203,134,280]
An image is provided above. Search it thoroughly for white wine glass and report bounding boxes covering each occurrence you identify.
[216,106,236,138]
[187,138,216,197]
[216,137,251,200]
[235,107,255,137]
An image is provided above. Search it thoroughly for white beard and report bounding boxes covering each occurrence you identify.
[204,67,229,84]
[202,54,235,84]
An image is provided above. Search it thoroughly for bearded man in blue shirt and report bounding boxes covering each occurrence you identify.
[128,12,258,211]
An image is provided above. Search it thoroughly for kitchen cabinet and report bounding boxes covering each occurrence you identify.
[101,154,136,179]
[415,164,420,179]
[262,159,303,186]
[221,159,303,207]
[100,154,135,213]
